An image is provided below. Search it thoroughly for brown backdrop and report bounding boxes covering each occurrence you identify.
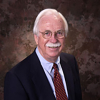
[0,0,100,100]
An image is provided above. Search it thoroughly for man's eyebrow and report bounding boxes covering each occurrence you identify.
[45,30,51,31]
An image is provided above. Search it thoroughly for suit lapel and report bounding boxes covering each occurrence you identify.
[29,51,76,100]
[30,51,55,100]
[60,56,75,100]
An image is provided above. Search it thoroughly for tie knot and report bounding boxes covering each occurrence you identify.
[53,63,58,70]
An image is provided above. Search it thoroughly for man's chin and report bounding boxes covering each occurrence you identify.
[47,51,60,58]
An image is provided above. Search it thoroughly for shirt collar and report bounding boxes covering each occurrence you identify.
[35,47,60,73]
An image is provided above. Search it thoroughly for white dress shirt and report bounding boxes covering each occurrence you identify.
[35,47,68,98]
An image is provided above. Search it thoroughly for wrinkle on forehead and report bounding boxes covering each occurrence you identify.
[38,14,64,30]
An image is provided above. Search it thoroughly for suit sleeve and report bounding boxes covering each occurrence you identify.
[4,72,28,100]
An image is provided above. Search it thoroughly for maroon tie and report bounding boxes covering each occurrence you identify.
[53,63,68,100]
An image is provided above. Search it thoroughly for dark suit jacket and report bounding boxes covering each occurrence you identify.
[4,50,82,100]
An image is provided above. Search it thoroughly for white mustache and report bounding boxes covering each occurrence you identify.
[46,42,61,48]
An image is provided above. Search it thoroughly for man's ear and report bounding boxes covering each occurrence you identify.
[34,34,38,45]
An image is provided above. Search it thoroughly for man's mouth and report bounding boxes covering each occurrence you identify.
[46,42,61,48]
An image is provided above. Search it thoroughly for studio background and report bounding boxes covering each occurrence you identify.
[0,0,100,100]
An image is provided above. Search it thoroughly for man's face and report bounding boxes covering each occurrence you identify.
[34,14,65,62]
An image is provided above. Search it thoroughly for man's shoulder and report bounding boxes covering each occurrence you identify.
[60,52,74,61]
[8,51,36,74]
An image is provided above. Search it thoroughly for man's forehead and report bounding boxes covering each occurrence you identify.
[39,14,63,24]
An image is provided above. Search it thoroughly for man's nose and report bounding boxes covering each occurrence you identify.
[49,34,57,43]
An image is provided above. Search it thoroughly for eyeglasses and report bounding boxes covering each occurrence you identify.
[39,30,65,39]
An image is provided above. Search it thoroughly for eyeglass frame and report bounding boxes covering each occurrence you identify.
[39,30,65,39]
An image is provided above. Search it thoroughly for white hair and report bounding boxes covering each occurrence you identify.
[33,8,68,37]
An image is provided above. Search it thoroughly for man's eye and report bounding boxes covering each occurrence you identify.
[57,31,62,35]
[44,32,50,35]
[58,32,61,34]
[45,32,49,34]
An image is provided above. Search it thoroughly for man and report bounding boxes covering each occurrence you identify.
[4,8,82,100]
